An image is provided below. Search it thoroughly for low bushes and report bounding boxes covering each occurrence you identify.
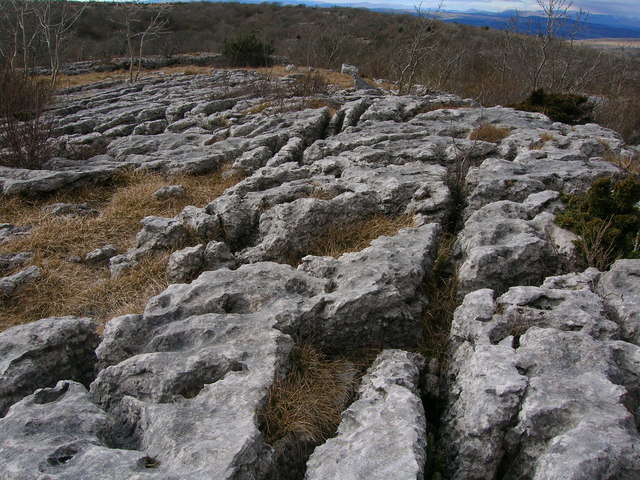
[222,32,274,67]
[555,176,640,270]
[0,65,57,169]
[510,88,594,125]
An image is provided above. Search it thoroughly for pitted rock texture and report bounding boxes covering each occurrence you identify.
[305,349,427,480]
[0,317,99,417]
[1,68,639,479]
[442,265,640,480]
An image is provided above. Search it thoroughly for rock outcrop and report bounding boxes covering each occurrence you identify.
[1,68,638,479]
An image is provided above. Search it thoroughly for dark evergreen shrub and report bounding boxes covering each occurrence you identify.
[510,88,594,125]
[222,33,275,67]
[555,176,640,269]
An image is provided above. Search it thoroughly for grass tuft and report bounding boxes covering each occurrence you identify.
[602,151,640,175]
[468,124,512,143]
[529,131,557,149]
[258,342,358,445]
[306,213,415,259]
[420,233,459,362]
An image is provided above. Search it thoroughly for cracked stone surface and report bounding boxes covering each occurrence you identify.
[0,68,639,479]
[305,349,427,480]
[442,267,640,480]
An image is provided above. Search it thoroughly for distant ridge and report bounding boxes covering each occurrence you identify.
[144,0,640,39]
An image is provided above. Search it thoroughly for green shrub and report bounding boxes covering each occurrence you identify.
[555,176,640,270]
[510,88,593,125]
[222,32,275,67]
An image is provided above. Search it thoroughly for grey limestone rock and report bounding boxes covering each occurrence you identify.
[89,262,329,478]
[442,268,640,480]
[136,216,188,251]
[166,241,239,284]
[0,223,31,243]
[0,165,118,196]
[298,222,440,351]
[110,216,189,277]
[305,349,427,480]
[0,317,99,417]
[84,244,118,265]
[454,192,578,296]
[341,63,360,76]
[2,68,639,479]
[598,259,640,345]
[166,244,205,283]
[0,252,33,275]
[43,202,100,217]
[0,265,41,297]
[153,184,185,200]
[0,380,168,480]
[233,145,273,173]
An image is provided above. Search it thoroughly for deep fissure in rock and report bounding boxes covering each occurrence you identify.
[257,341,378,480]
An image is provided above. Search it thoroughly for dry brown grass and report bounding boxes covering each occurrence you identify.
[308,188,337,201]
[258,342,357,445]
[0,166,243,331]
[468,124,512,143]
[420,233,459,361]
[306,213,415,259]
[529,132,557,150]
[246,67,351,90]
[41,65,216,89]
[603,151,640,175]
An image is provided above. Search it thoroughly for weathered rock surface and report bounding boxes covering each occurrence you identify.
[0,252,33,275]
[598,259,640,345]
[1,68,639,479]
[0,317,99,417]
[0,380,169,480]
[442,266,640,480]
[85,244,118,265]
[43,202,100,217]
[305,349,427,480]
[0,265,42,297]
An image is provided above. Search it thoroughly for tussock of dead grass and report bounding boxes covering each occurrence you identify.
[0,166,243,331]
[468,124,512,143]
[307,213,415,259]
[420,233,459,361]
[258,343,357,445]
[529,132,557,150]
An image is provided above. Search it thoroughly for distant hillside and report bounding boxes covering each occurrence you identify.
[145,0,640,40]
[439,11,640,40]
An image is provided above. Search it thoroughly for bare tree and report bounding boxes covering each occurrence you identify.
[35,0,84,86]
[118,1,170,83]
[500,0,596,94]
[0,0,41,71]
[391,2,444,95]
